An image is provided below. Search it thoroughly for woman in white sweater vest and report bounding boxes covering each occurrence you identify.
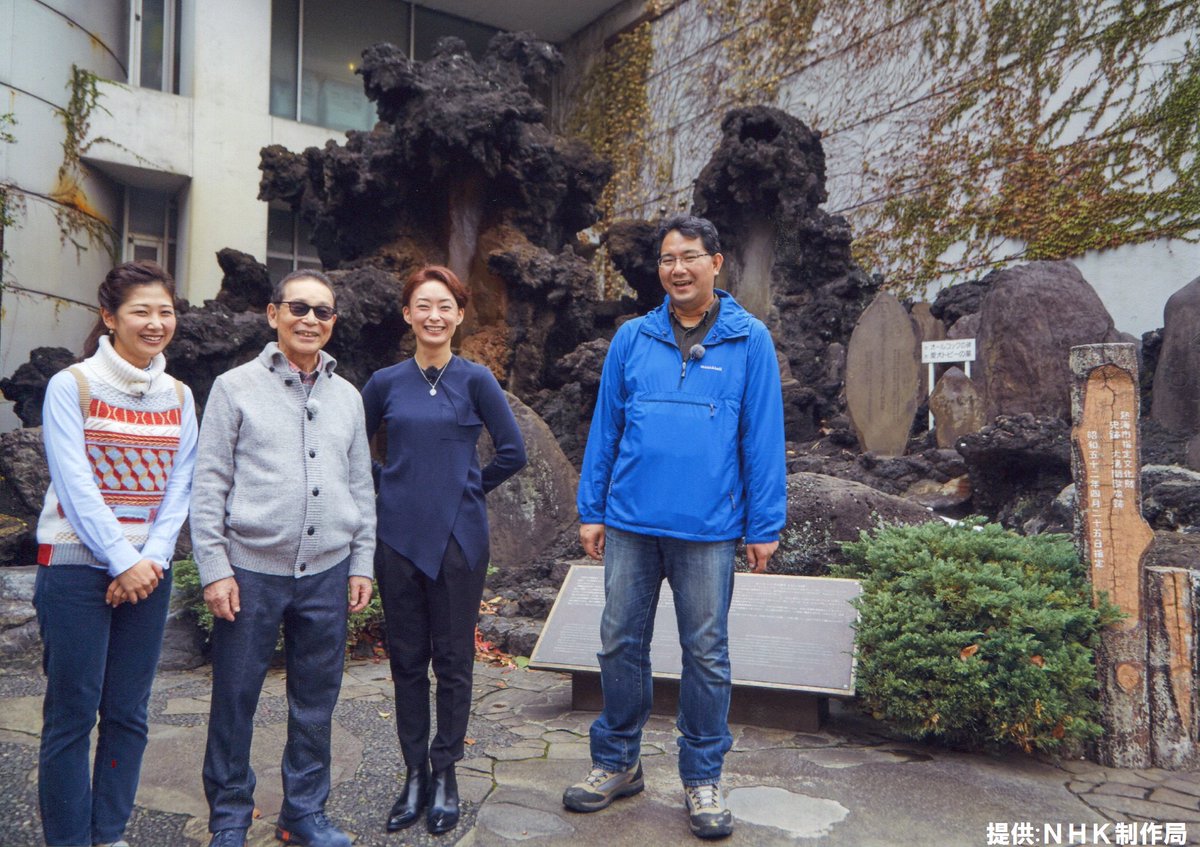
[34,261,197,847]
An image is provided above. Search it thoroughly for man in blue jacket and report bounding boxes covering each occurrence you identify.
[563,214,787,839]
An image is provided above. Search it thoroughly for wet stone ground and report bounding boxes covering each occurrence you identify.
[2,654,1200,846]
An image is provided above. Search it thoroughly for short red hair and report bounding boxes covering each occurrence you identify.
[401,265,469,309]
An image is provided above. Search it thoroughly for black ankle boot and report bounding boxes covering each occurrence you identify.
[386,762,430,831]
[426,765,460,834]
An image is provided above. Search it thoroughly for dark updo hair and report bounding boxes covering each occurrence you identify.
[82,261,176,357]
[401,265,469,310]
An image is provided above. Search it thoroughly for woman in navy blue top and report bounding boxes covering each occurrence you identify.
[362,265,526,836]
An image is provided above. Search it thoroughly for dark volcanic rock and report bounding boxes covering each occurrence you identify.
[957,413,1073,528]
[975,261,1122,421]
[691,106,879,441]
[0,428,48,566]
[529,338,609,465]
[930,276,991,326]
[0,427,48,518]
[1150,275,1200,435]
[1142,418,1189,467]
[1145,530,1200,571]
[256,30,610,427]
[0,347,77,427]
[167,264,405,409]
[603,219,661,313]
[214,247,272,312]
[1142,465,1200,531]
[774,472,935,576]
[1141,328,1162,416]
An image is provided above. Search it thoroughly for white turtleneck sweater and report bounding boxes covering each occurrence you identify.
[36,336,197,575]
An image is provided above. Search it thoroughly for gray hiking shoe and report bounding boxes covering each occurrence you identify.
[684,782,733,839]
[562,762,645,812]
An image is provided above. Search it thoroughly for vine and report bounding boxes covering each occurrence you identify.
[53,66,117,261]
[566,16,657,221]
[0,111,23,268]
[564,0,1200,298]
[855,0,1200,292]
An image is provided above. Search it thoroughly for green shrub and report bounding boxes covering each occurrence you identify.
[171,556,213,633]
[172,556,383,653]
[832,518,1123,754]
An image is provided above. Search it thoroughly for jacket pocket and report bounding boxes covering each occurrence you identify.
[609,392,739,534]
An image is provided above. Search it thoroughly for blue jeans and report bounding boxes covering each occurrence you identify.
[203,560,349,833]
[34,564,172,847]
[589,527,736,786]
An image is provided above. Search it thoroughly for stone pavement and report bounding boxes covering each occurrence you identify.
[2,653,1200,847]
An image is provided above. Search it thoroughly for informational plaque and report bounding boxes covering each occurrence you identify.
[530,565,861,697]
[921,338,976,364]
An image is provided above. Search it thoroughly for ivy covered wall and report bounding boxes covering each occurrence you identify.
[558,0,1199,332]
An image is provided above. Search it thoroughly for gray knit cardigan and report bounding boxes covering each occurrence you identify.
[190,343,376,586]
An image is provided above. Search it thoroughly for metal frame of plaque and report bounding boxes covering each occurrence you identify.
[529,564,861,697]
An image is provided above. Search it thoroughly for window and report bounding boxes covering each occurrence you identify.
[271,0,409,132]
[123,187,178,276]
[129,0,180,93]
[266,206,322,284]
[412,6,496,62]
[270,1,499,132]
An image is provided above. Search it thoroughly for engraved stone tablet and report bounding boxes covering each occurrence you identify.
[910,303,945,396]
[845,292,921,456]
[530,564,861,696]
[929,366,985,448]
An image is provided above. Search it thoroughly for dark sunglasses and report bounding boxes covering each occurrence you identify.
[275,300,336,321]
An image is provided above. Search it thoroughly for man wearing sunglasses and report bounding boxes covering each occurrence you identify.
[191,270,376,847]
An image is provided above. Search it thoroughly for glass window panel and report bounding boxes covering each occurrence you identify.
[297,258,322,271]
[297,216,319,261]
[268,257,295,285]
[172,2,181,95]
[413,7,496,62]
[128,188,167,236]
[270,0,300,120]
[133,242,161,264]
[139,0,165,91]
[268,207,296,254]
[300,0,408,131]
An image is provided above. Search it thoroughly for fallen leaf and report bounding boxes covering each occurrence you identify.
[378,710,392,718]
[1030,655,1045,667]
[465,738,476,746]
[959,644,980,660]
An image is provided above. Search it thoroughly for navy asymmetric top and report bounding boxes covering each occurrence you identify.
[361,356,527,579]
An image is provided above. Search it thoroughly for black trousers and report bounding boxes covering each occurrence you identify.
[375,538,487,772]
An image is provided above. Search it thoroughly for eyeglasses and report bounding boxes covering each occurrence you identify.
[658,252,712,269]
[275,301,337,321]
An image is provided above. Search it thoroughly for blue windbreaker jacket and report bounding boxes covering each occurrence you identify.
[577,290,787,543]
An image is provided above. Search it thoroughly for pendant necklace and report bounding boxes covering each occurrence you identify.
[419,357,451,396]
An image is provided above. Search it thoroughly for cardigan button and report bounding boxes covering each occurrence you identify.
[285,379,294,386]
[306,411,313,421]
[299,562,307,572]
[312,488,319,496]
[309,450,316,458]
[307,526,315,536]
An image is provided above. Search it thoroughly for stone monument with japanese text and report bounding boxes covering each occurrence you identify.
[1070,343,1198,769]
